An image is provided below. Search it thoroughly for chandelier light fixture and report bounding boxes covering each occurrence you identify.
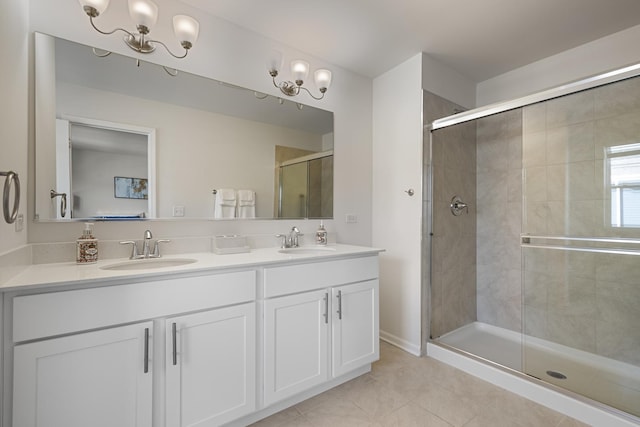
[78,0,200,59]
[268,51,332,100]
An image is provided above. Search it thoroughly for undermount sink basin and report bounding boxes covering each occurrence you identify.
[278,247,337,255]
[100,258,198,271]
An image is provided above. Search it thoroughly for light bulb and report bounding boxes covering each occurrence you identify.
[314,69,332,91]
[173,15,199,49]
[78,0,110,16]
[291,60,309,84]
[267,50,283,74]
[128,0,158,31]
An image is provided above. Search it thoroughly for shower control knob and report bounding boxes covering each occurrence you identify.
[405,189,415,196]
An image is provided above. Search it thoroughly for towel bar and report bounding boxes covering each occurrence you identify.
[0,171,20,224]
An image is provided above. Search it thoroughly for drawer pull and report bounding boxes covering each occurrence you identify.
[172,322,177,366]
[143,327,150,373]
[323,292,329,324]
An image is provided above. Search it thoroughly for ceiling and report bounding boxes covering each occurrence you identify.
[181,0,640,82]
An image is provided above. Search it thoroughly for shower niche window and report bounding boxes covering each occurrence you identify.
[606,143,640,228]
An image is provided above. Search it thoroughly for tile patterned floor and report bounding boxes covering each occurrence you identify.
[251,341,591,427]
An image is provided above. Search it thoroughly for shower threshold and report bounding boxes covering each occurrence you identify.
[432,322,640,424]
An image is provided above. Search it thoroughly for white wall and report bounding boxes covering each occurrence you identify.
[26,0,372,245]
[373,53,476,355]
[477,24,640,106]
[0,0,28,254]
[72,148,148,218]
[373,54,424,355]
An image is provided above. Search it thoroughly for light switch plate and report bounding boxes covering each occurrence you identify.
[15,214,24,232]
[173,205,185,217]
[345,213,358,223]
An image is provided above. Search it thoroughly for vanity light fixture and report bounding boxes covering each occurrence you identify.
[268,51,332,100]
[78,0,200,59]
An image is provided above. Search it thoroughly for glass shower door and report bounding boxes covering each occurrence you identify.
[521,76,640,418]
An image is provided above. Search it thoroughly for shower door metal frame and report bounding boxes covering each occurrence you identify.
[431,62,640,131]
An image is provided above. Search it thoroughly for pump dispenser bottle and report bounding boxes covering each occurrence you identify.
[76,223,98,263]
[315,221,328,245]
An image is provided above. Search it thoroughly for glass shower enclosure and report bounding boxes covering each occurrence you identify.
[427,74,640,420]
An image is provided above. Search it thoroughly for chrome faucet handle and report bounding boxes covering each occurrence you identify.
[275,234,287,248]
[120,240,142,259]
[144,229,153,239]
[150,239,171,258]
[289,226,303,247]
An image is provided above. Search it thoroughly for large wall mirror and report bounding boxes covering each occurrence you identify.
[34,32,334,221]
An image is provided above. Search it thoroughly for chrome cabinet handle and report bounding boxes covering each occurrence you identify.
[143,327,150,374]
[337,290,343,320]
[172,322,177,366]
[323,292,329,324]
[1,171,20,224]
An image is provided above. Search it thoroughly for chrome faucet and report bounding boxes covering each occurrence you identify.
[120,230,171,259]
[276,226,304,248]
[142,229,153,257]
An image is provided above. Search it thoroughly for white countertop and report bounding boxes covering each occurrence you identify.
[0,244,383,292]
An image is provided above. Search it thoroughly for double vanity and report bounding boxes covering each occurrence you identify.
[0,244,381,427]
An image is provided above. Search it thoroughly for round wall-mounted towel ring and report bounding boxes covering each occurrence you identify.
[1,171,20,224]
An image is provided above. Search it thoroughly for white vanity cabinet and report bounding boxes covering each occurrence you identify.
[9,270,256,427]
[165,302,256,427]
[13,321,154,427]
[263,289,330,405]
[262,256,379,406]
[331,279,379,378]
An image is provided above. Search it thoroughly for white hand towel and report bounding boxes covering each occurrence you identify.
[237,190,256,218]
[237,189,255,206]
[214,188,237,218]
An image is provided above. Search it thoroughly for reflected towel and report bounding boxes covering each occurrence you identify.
[237,190,256,218]
[214,188,236,219]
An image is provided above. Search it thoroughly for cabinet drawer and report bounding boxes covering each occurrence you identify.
[263,256,378,298]
[13,270,256,342]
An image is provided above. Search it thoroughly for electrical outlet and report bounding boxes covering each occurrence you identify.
[15,214,24,232]
[173,205,185,217]
[345,213,358,223]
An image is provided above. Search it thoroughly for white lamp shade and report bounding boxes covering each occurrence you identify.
[291,60,310,83]
[267,50,283,73]
[173,15,199,46]
[128,0,158,29]
[78,0,110,15]
[314,69,332,90]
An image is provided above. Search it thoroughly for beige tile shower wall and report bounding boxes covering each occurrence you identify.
[428,92,477,338]
[522,76,640,366]
[475,110,523,333]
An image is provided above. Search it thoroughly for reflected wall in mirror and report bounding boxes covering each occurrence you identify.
[34,32,334,221]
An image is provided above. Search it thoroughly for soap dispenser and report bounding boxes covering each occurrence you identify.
[76,223,98,264]
[315,221,328,246]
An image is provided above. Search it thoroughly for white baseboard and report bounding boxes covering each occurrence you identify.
[380,330,421,356]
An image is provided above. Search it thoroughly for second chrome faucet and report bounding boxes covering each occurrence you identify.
[276,226,303,248]
[120,230,171,259]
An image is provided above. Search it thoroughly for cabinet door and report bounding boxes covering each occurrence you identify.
[13,322,153,427]
[264,289,329,406]
[332,279,379,377]
[165,302,256,427]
